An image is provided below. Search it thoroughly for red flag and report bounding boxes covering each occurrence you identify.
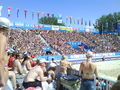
[8,7,11,17]
[24,10,27,19]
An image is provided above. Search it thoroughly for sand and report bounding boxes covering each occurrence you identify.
[73,60,120,81]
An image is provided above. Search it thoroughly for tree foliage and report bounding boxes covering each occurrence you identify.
[95,12,120,33]
[38,17,65,26]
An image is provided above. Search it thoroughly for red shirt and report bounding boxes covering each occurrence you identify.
[8,57,14,67]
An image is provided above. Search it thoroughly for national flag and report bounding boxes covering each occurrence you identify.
[8,7,11,17]
[74,18,76,24]
[0,6,3,16]
[89,20,91,26]
[47,13,50,17]
[77,19,79,25]
[52,14,54,17]
[32,12,34,19]
[17,9,19,18]
[85,21,87,25]
[69,16,72,24]
[24,10,27,19]
[66,16,68,24]
[37,11,40,19]
[81,18,83,25]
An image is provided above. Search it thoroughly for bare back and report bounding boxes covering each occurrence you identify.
[79,61,98,79]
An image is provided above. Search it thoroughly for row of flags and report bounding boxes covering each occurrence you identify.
[0,5,94,26]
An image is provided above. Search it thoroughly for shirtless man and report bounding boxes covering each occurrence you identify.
[23,59,51,89]
[0,17,11,90]
[79,51,98,90]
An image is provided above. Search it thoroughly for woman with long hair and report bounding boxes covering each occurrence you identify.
[79,51,98,90]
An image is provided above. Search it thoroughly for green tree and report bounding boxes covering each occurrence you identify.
[38,16,65,26]
[95,12,120,34]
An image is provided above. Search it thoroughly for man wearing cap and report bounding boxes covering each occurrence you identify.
[23,59,52,89]
[0,17,10,90]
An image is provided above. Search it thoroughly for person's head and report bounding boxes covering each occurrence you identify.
[117,74,120,81]
[36,58,46,67]
[0,17,10,33]
[61,55,68,61]
[86,51,93,61]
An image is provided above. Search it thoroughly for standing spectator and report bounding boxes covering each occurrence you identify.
[60,55,72,75]
[79,51,98,90]
[0,17,11,90]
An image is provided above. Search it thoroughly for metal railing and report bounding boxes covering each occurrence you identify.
[67,68,115,90]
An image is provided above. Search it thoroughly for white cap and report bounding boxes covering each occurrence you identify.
[0,17,10,28]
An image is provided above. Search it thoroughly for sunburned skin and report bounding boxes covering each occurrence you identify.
[0,31,9,90]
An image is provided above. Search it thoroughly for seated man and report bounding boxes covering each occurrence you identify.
[23,59,52,89]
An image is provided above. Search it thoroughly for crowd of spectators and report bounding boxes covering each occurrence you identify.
[8,29,59,56]
[40,30,120,55]
[7,29,120,56]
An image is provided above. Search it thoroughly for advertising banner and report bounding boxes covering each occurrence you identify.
[34,24,44,29]
[52,25,59,30]
[44,25,52,30]
[57,19,63,23]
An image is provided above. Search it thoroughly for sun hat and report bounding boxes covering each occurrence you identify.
[86,51,93,58]
[0,17,10,29]
[36,58,47,64]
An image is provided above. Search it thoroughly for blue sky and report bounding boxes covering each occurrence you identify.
[0,0,120,27]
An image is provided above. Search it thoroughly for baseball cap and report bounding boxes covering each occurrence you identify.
[0,17,10,29]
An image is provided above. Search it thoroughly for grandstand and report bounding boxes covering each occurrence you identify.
[6,26,120,90]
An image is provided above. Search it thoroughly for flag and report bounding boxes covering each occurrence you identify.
[47,13,50,17]
[89,20,91,26]
[74,18,76,24]
[37,11,40,19]
[66,16,68,24]
[0,6,3,16]
[42,12,46,17]
[85,21,87,25]
[8,7,11,17]
[17,9,19,18]
[77,19,79,25]
[52,14,54,17]
[81,18,83,25]
[69,16,72,24]
[24,10,27,19]
[32,12,34,19]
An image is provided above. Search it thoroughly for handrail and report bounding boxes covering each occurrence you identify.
[67,68,115,90]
